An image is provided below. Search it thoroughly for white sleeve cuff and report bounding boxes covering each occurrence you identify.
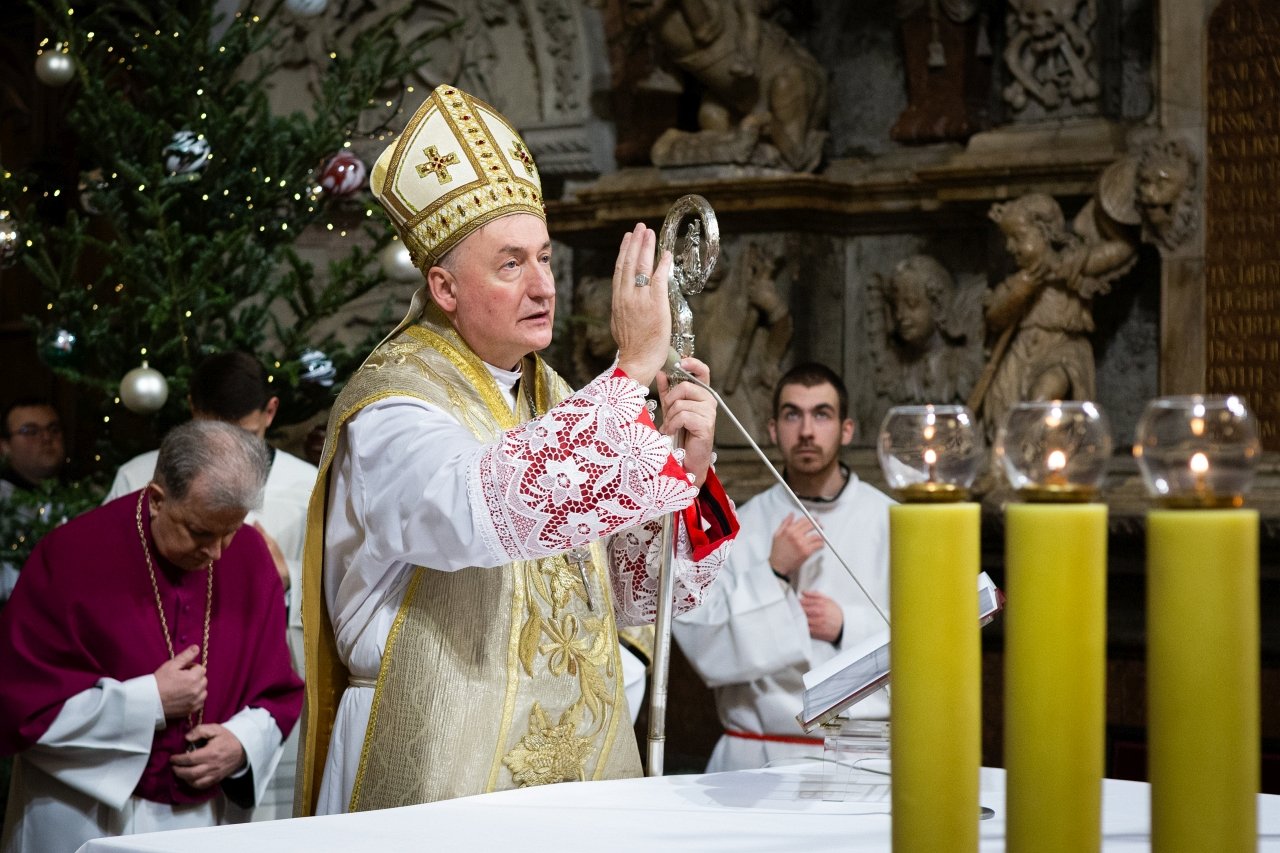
[220,706,285,807]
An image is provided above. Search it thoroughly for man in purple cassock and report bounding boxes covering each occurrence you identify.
[0,419,303,852]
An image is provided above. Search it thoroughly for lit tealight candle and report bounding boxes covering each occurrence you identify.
[1136,395,1260,853]
[996,400,1111,853]
[878,405,983,852]
[1189,450,1209,498]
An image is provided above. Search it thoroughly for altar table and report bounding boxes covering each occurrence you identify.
[78,765,1280,852]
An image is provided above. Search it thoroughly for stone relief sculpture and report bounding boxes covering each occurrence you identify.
[698,239,793,444]
[570,275,618,385]
[867,254,984,414]
[719,241,792,407]
[1070,134,1199,270]
[570,238,792,443]
[1133,136,1200,256]
[971,134,1199,438]
[1002,0,1100,113]
[971,194,1120,438]
[624,0,829,172]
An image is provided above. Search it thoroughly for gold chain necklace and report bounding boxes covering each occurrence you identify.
[135,490,213,728]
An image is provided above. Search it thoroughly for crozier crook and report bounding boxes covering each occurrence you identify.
[647,194,718,776]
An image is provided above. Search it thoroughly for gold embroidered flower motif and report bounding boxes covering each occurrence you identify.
[540,613,594,676]
[504,703,591,787]
[536,611,614,724]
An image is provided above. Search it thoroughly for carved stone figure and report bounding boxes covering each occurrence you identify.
[973,194,1116,439]
[868,254,983,415]
[971,135,1198,436]
[1002,0,1100,113]
[625,0,829,172]
[1134,136,1199,255]
[570,238,791,444]
[678,237,793,444]
[1067,134,1200,281]
[570,275,618,386]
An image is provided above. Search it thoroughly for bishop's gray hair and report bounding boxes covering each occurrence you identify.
[153,419,269,512]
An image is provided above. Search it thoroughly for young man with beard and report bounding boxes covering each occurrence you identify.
[673,362,894,771]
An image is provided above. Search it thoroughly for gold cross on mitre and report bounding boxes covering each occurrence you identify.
[508,140,536,176]
[416,145,459,184]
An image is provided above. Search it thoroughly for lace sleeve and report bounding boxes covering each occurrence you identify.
[608,472,738,627]
[468,369,700,562]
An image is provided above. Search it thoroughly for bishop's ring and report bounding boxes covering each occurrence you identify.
[634,273,650,287]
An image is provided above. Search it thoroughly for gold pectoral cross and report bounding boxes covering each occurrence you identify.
[566,547,593,611]
[417,145,459,184]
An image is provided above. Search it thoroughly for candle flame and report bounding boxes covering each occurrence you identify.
[1190,417,1205,437]
[1047,449,1067,471]
[1189,452,1209,475]
[923,448,938,465]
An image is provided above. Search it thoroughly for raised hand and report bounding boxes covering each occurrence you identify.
[611,222,673,388]
[768,513,824,579]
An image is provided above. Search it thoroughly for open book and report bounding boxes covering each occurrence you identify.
[796,572,1004,732]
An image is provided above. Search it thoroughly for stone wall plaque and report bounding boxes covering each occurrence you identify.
[1205,0,1280,449]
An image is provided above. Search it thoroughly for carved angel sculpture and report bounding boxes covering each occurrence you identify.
[974,194,1122,439]
[868,255,983,419]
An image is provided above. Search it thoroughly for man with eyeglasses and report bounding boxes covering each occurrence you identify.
[0,398,67,604]
[0,399,64,494]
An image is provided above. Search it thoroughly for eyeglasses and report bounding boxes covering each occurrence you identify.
[12,423,63,439]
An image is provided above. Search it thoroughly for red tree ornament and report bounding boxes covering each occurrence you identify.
[318,151,367,197]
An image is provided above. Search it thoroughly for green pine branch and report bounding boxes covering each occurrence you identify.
[0,0,447,552]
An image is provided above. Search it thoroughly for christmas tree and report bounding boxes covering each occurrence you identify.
[0,0,446,562]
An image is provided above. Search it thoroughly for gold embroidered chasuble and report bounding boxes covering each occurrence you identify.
[297,303,641,814]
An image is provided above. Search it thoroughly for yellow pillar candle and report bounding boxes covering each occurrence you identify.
[890,502,980,853]
[1147,508,1258,853]
[1004,503,1107,853]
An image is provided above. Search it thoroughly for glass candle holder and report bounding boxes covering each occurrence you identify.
[882,405,983,849]
[1133,395,1260,508]
[995,400,1113,502]
[877,405,982,502]
[997,399,1110,852]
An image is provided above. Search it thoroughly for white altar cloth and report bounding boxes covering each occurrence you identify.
[77,765,1280,852]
